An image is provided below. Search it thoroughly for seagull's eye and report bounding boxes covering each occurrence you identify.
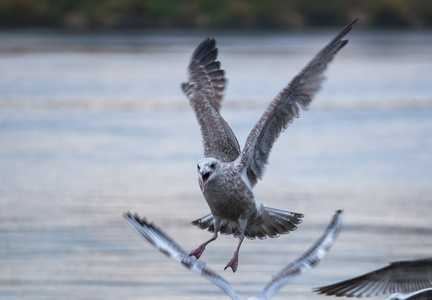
[210,163,215,169]
[197,165,200,170]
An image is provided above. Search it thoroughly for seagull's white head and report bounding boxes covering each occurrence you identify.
[197,157,221,191]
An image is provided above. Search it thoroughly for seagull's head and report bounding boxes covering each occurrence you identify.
[197,157,220,191]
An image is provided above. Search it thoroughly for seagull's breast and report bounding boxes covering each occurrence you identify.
[202,165,255,221]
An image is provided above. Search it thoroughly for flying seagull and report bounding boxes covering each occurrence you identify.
[181,20,356,272]
[314,257,432,299]
[123,209,343,300]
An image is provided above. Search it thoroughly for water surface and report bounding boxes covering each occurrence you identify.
[1,29,431,300]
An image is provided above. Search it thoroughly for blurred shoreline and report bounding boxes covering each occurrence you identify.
[1,1,432,30]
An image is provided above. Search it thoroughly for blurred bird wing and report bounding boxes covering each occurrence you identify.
[182,38,241,162]
[314,257,432,297]
[239,20,357,186]
[257,210,344,300]
[123,212,243,300]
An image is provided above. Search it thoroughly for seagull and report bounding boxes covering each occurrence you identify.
[181,20,356,272]
[123,209,343,300]
[314,257,432,299]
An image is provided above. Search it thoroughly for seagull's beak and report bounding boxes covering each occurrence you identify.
[199,171,212,191]
[202,172,211,186]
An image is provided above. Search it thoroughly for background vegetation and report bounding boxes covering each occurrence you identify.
[1,0,431,30]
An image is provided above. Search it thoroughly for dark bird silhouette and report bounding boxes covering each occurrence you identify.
[314,257,432,299]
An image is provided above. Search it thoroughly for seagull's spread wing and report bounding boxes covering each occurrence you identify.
[314,257,432,298]
[257,210,344,300]
[182,38,241,162]
[123,212,243,300]
[239,20,357,186]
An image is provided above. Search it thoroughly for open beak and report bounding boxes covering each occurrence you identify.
[201,171,211,189]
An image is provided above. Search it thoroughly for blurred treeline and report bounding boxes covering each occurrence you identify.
[1,0,431,30]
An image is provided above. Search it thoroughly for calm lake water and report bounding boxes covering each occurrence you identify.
[0,28,431,300]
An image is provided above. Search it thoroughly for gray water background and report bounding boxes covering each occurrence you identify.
[1,28,431,299]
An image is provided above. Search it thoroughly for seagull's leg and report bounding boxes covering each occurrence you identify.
[189,232,218,259]
[189,217,221,259]
[224,235,244,272]
[224,219,247,273]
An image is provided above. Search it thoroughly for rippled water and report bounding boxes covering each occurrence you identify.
[0,29,431,300]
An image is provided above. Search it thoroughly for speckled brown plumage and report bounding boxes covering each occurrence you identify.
[182,20,357,272]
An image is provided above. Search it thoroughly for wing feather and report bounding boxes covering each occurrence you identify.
[123,212,243,300]
[314,257,432,297]
[257,210,344,300]
[182,38,241,162]
[239,20,357,185]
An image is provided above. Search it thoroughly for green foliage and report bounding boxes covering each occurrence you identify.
[0,0,431,29]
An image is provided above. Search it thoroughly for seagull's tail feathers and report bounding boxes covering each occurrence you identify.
[192,213,215,231]
[191,214,240,236]
[244,205,304,239]
[191,206,304,240]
